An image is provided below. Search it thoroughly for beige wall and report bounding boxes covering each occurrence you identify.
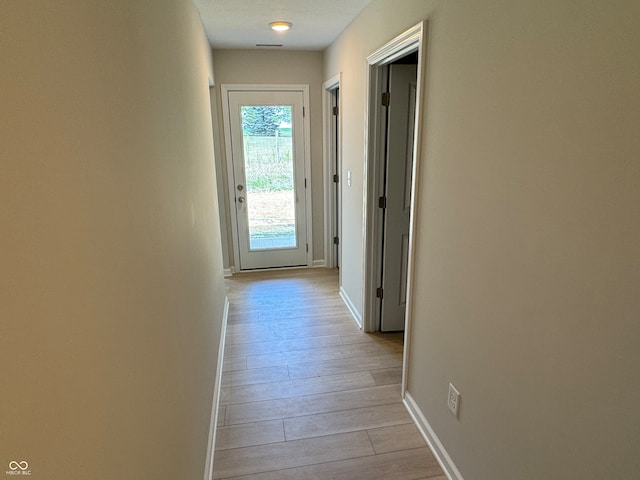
[325,0,640,479]
[324,0,441,312]
[211,49,325,266]
[0,1,226,479]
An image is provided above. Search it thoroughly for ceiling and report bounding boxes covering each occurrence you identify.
[193,0,374,50]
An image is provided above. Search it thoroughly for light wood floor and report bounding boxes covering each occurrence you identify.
[212,268,445,480]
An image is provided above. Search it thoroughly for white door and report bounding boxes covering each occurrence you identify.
[225,89,309,270]
[380,64,418,331]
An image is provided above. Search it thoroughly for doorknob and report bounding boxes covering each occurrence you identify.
[237,196,245,203]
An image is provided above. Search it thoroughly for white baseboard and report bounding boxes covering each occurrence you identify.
[203,296,230,480]
[312,259,326,268]
[403,392,464,480]
[339,286,362,328]
[223,268,233,278]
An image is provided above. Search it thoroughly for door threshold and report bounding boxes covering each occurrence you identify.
[236,264,309,274]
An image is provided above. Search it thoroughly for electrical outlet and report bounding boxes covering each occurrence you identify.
[448,383,460,418]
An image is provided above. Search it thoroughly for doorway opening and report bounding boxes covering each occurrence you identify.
[221,85,313,271]
[323,74,342,269]
[378,58,418,332]
[362,22,428,394]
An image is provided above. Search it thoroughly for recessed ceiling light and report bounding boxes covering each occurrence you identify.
[270,21,292,32]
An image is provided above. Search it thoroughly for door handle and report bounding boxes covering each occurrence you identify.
[237,196,245,203]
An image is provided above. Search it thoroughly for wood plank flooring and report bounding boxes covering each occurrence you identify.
[213,268,444,480]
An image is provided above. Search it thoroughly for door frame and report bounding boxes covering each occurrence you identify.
[220,84,313,271]
[322,73,342,269]
[362,22,428,392]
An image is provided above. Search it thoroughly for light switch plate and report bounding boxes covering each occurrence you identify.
[448,383,460,418]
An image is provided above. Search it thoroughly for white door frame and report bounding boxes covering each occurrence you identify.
[362,22,428,395]
[221,84,313,271]
[322,74,342,269]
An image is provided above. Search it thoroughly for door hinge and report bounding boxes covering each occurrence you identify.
[378,196,387,209]
[306,243,309,252]
[382,92,390,106]
[332,106,339,116]
[303,106,306,117]
[304,178,307,188]
[376,287,384,298]
[333,174,339,183]
[333,236,339,245]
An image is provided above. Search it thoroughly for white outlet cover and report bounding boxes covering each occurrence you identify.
[448,383,460,418]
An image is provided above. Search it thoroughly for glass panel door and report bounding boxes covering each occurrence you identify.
[225,89,308,270]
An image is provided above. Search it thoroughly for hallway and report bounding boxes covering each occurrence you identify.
[212,268,445,479]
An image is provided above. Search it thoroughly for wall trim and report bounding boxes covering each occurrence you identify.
[223,268,233,278]
[339,286,362,328]
[367,24,423,65]
[312,259,326,268]
[203,296,230,480]
[403,392,464,480]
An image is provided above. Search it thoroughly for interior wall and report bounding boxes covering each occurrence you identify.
[324,0,640,479]
[211,49,325,266]
[0,1,227,479]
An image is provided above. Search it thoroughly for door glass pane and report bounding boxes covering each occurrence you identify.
[241,105,296,250]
